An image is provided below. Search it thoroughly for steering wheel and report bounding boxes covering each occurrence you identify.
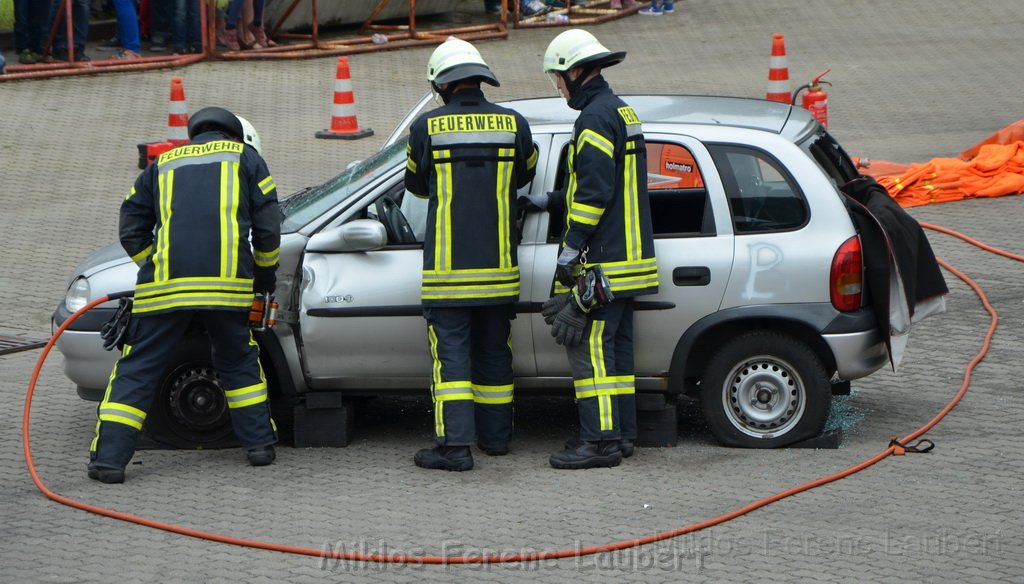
[374,195,416,244]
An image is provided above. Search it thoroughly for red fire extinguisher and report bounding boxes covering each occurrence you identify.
[793,68,832,128]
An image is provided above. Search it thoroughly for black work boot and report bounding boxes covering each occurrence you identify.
[619,439,636,458]
[246,445,276,467]
[564,436,635,459]
[414,445,474,471]
[549,440,623,469]
[87,463,126,484]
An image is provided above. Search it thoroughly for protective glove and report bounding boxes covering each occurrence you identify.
[550,302,587,347]
[253,269,276,294]
[555,246,581,288]
[541,293,571,325]
[517,192,549,211]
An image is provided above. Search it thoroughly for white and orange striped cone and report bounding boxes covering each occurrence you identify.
[316,56,374,140]
[765,33,791,104]
[167,77,190,145]
[137,77,190,169]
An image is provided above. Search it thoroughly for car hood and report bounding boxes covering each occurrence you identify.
[69,242,132,283]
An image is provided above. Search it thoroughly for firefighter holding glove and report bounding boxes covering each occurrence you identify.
[406,37,539,471]
[87,107,281,484]
[542,29,660,470]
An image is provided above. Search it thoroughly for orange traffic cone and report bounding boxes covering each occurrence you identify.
[167,77,189,145]
[316,56,374,140]
[765,33,791,104]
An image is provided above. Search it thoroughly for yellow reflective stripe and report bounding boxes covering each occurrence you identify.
[125,185,136,201]
[258,175,276,195]
[624,146,640,260]
[254,247,279,267]
[421,281,520,301]
[434,150,453,271]
[527,147,538,171]
[496,147,513,269]
[472,383,514,405]
[133,292,253,313]
[589,319,606,380]
[224,382,268,408]
[130,244,152,266]
[577,129,614,159]
[569,201,604,226]
[155,169,174,281]
[93,345,130,451]
[98,401,148,431]
[422,267,520,281]
[599,394,613,431]
[428,324,444,437]
[219,161,241,278]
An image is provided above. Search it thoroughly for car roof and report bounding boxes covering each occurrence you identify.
[501,94,818,142]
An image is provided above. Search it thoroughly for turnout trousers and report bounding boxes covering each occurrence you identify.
[424,305,515,448]
[90,310,277,469]
[566,298,637,442]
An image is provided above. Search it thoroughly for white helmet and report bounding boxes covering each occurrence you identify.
[542,29,625,73]
[236,115,262,155]
[426,37,500,87]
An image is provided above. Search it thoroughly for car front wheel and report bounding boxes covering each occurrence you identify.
[701,331,831,448]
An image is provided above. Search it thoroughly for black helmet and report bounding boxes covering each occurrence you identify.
[188,106,244,140]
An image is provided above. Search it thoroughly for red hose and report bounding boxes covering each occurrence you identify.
[21,222,1002,564]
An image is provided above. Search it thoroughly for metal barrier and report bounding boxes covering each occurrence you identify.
[0,0,644,81]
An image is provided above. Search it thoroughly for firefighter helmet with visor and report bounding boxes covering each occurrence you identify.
[426,37,500,88]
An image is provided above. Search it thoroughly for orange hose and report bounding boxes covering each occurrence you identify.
[21,222,1003,564]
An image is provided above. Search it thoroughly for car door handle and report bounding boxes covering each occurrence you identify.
[673,266,711,286]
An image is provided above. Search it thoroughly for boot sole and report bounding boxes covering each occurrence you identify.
[88,468,125,484]
[549,453,623,469]
[414,459,473,471]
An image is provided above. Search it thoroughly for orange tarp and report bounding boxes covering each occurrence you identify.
[858,120,1024,207]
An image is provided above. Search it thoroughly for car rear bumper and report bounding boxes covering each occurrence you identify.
[824,329,888,380]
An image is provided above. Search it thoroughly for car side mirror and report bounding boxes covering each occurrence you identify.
[306,219,387,253]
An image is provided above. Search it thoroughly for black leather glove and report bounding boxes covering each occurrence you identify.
[550,302,587,347]
[253,269,276,294]
[541,293,570,325]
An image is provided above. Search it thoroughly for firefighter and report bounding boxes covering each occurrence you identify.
[406,37,539,471]
[87,107,281,484]
[541,29,659,469]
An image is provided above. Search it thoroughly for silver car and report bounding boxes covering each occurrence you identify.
[53,95,887,449]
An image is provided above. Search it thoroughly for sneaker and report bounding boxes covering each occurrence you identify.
[246,445,276,466]
[550,440,622,469]
[50,49,91,62]
[112,49,141,60]
[663,1,675,12]
[18,49,39,65]
[224,28,241,51]
[414,445,474,471]
[248,23,276,48]
[97,36,121,52]
[521,0,551,17]
[87,463,126,484]
[639,2,663,14]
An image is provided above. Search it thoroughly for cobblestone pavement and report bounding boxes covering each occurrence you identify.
[2,0,1023,581]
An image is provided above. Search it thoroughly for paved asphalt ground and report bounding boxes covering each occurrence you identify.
[2,0,1023,581]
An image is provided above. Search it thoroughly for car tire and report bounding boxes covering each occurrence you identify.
[144,337,239,449]
[701,331,830,448]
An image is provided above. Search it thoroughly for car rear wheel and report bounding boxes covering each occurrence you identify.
[701,331,831,448]
[144,338,239,449]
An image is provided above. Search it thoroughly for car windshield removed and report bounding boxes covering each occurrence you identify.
[280,138,408,232]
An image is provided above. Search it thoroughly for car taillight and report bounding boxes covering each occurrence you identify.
[830,236,863,312]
